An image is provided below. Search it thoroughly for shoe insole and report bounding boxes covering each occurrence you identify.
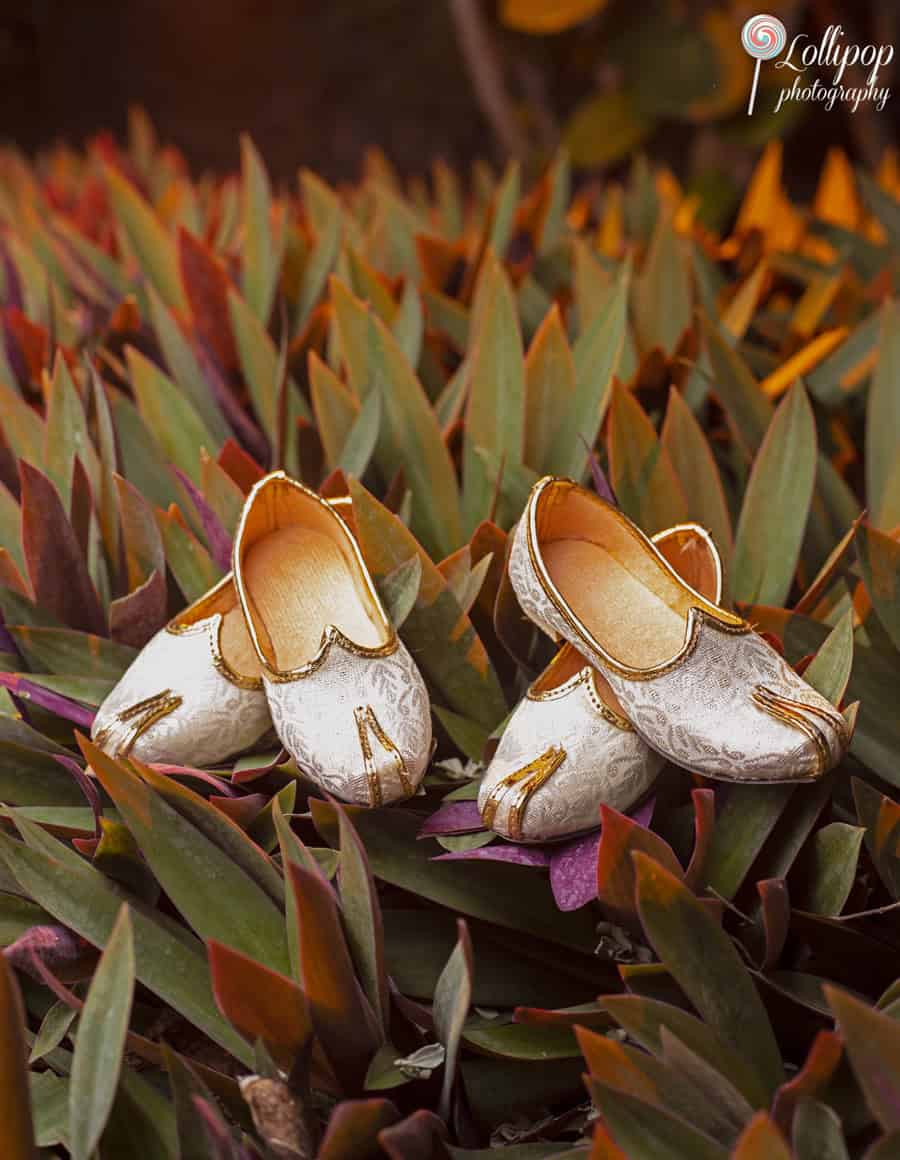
[536,642,629,718]
[542,539,689,669]
[241,526,383,671]
[219,604,264,680]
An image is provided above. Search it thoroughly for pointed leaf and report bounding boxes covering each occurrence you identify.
[731,383,817,607]
[69,904,134,1160]
[0,954,35,1159]
[633,851,784,1097]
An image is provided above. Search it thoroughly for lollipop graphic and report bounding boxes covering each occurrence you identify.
[741,14,787,115]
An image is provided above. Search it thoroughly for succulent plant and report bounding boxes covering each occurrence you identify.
[0,111,897,1157]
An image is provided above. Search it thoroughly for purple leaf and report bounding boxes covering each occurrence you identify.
[173,468,233,571]
[417,800,484,838]
[0,673,96,728]
[549,796,655,911]
[54,755,102,836]
[4,923,84,977]
[109,569,168,649]
[581,437,618,506]
[433,844,551,867]
[148,762,237,797]
[549,831,601,911]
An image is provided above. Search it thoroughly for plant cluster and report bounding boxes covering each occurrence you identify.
[0,112,897,1157]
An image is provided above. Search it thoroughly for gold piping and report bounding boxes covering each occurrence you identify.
[523,477,748,682]
[233,472,398,683]
[481,745,566,839]
[527,664,633,731]
[759,687,848,751]
[651,522,724,606]
[752,686,829,776]
[354,704,413,806]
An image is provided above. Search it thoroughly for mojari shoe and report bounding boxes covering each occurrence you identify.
[233,471,431,805]
[479,523,723,842]
[92,575,271,766]
[507,476,851,785]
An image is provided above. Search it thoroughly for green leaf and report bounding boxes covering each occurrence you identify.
[146,286,230,446]
[731,383,817,607]
[311,801,596,952]
[462,254,525,531]
[434,918,473,1120]
[69,904,135,1160]
[634,212,692,355]
[29,1002,76,1063]
[858,524,900,654]
[660,388,733,561]
[564,92,653,168]
[701,314,772,458]
[793,823,864,916]
[340,387,382,479]
[601,994,767,1108]
[8,626,135,681]
[634,851,784,1097]
[590,1083,728,1160]
[348,480,505,729]
[228,285,285,442]
[86,741,290,976]
[105,164,186,312]
[488,161,521,256]
[0,819,249,1062]
[337,804,389,1034]
[792,1099,849,1160]
[309,352,359,469]
[240,135,281,324]
[126,346,219,486]
[375,554,421,630]
[701,784,795,900]
[523,304,575,474]
[825,985,900,1133]
[802,610,854,706]
[607,381,688,534]
[866,300,900,530]
[43,355,96,512]
[545,263,628,482]
[332,279,462,558]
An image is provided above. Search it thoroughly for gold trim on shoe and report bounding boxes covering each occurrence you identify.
[523,476,748,681]
[751,686,831,777]
[354,704,414,806]
[94,689,183,758]
[480,745,567,840]
[233,472,398,683]
[164,575,265,692]
[526,661,633,731]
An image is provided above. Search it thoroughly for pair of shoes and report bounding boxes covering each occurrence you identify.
[93,472,432,805]
[478,476,852,843]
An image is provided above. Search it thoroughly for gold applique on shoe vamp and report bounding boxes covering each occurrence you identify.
[480,744,567,840]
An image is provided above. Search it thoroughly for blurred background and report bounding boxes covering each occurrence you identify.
[1,0,897,228]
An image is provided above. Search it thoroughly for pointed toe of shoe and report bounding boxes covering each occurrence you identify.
[92,623,270,767]
[265,638,432,806]
[477,672,663,843]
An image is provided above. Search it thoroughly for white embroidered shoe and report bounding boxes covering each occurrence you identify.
[233,472,431,806]
[479,524,723,841]
[92,575,271,766]
[507,477,851,785]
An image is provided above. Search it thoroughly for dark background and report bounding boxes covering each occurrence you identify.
[0,0,896,193]
[0,1,492,181]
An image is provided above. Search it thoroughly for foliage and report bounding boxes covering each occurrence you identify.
[0,111,897,1157]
